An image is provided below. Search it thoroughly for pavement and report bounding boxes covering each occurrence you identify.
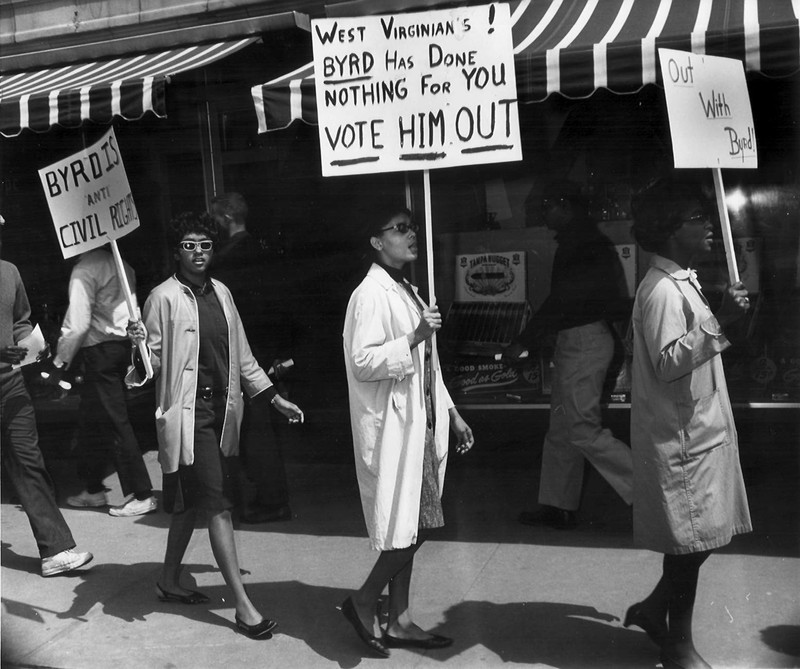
[1,409,799,669]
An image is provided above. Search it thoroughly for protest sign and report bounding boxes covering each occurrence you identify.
[311,3,521,176]
[37,128,152,378]
[38,127,139,259]
[659,49,758,283]
[659,48,757,169]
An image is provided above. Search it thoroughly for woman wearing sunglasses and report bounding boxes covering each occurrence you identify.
[341,204,474,657]
[127,212,303,639]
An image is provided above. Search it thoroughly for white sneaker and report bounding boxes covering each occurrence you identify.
[108,496,157,517]
[41,548,93,576]
[66,490,108,508]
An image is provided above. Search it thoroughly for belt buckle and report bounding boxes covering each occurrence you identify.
[199,386,213,400]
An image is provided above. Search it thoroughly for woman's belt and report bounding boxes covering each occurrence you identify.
[197,386,227,400]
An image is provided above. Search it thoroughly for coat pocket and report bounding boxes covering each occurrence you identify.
[155,404,182,451]
[678,388,730,459]
[390,378,408,415]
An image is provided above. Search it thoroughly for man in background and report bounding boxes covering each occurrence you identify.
[210,192,292,523]
[505,180,633,529]
[46,244,156,517]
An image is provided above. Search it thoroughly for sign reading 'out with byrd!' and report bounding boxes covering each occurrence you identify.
[311,3,522,176]
[38,127,139,259]
[659,48,757,169]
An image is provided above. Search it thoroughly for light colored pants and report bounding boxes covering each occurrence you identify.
[537,321,633,511]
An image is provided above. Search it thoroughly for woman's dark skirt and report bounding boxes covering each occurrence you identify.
[162,396,240,514]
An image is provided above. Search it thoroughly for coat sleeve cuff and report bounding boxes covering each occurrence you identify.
[700,315,725,337]
[252,386,278,404]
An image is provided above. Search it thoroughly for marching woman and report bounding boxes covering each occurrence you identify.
[128,211,303,639]
[625,176,752,669]
[341,204,474,657]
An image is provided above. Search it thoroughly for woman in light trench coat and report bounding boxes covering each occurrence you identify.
[128,212,303,640]
[625,176,752,669]
[341,204,474,658]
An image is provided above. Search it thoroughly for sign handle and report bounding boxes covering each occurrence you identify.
[422,169,439,368]
[423,169,435,304]
[711,168,740,285]
[110,240,153,379]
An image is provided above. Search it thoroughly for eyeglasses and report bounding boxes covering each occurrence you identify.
[681,213,710,225]
[380,222,418,235]
[179,240,214,252]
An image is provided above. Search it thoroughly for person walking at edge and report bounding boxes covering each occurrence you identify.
[624,175,752,669]
[0,214,93,576]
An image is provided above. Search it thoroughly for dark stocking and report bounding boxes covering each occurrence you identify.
[661,550,713,669]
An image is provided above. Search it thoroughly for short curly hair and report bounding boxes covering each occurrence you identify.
[167,211,219,249]
[631,176,709,253]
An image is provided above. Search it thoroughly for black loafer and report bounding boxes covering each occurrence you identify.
[384,633,453,649]
[235,615,277,639]
[518,506,577,530]
[155,583,210,604]
[623,602,668,646]
[341,596,390,657]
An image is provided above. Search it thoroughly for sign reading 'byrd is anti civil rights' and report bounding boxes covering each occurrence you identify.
[311,3,521,176]
[38,127,139,259]
[659,48,757,169]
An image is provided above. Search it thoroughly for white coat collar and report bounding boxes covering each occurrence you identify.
[367,262,418,296]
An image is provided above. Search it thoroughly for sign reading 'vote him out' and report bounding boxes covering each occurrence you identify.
[38,127,139,259]
[311,3,522,176]
[659,48,757,169]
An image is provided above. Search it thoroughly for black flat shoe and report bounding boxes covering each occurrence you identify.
[660,647,712,669]
[623,602,668,646]
[235,615,277,639]
[518,506,577,530]
[155,583,210,604]
[384,633,453,649]
[341,596,390,657]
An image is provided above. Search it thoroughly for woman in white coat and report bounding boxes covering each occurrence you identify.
[341,205,474,657]
[625,177,752,669]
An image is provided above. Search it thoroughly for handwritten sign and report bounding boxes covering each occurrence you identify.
[311,3,521,176]
[38,127,139,259]
[659,48,757,169]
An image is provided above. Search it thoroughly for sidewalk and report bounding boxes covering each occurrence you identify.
[2,412,798,668]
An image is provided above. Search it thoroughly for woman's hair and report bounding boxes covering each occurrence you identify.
[363,203,413,241]
[355,203,412,260]
[631,176,708,253]
[167,211,219,248]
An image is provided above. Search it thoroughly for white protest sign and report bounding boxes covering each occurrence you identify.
[311,3,521,176]
[38,127,139,259]
[659,48,757,169]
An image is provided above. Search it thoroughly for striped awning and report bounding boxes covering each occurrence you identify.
[252,0,800,133]
[0,37,258,137]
